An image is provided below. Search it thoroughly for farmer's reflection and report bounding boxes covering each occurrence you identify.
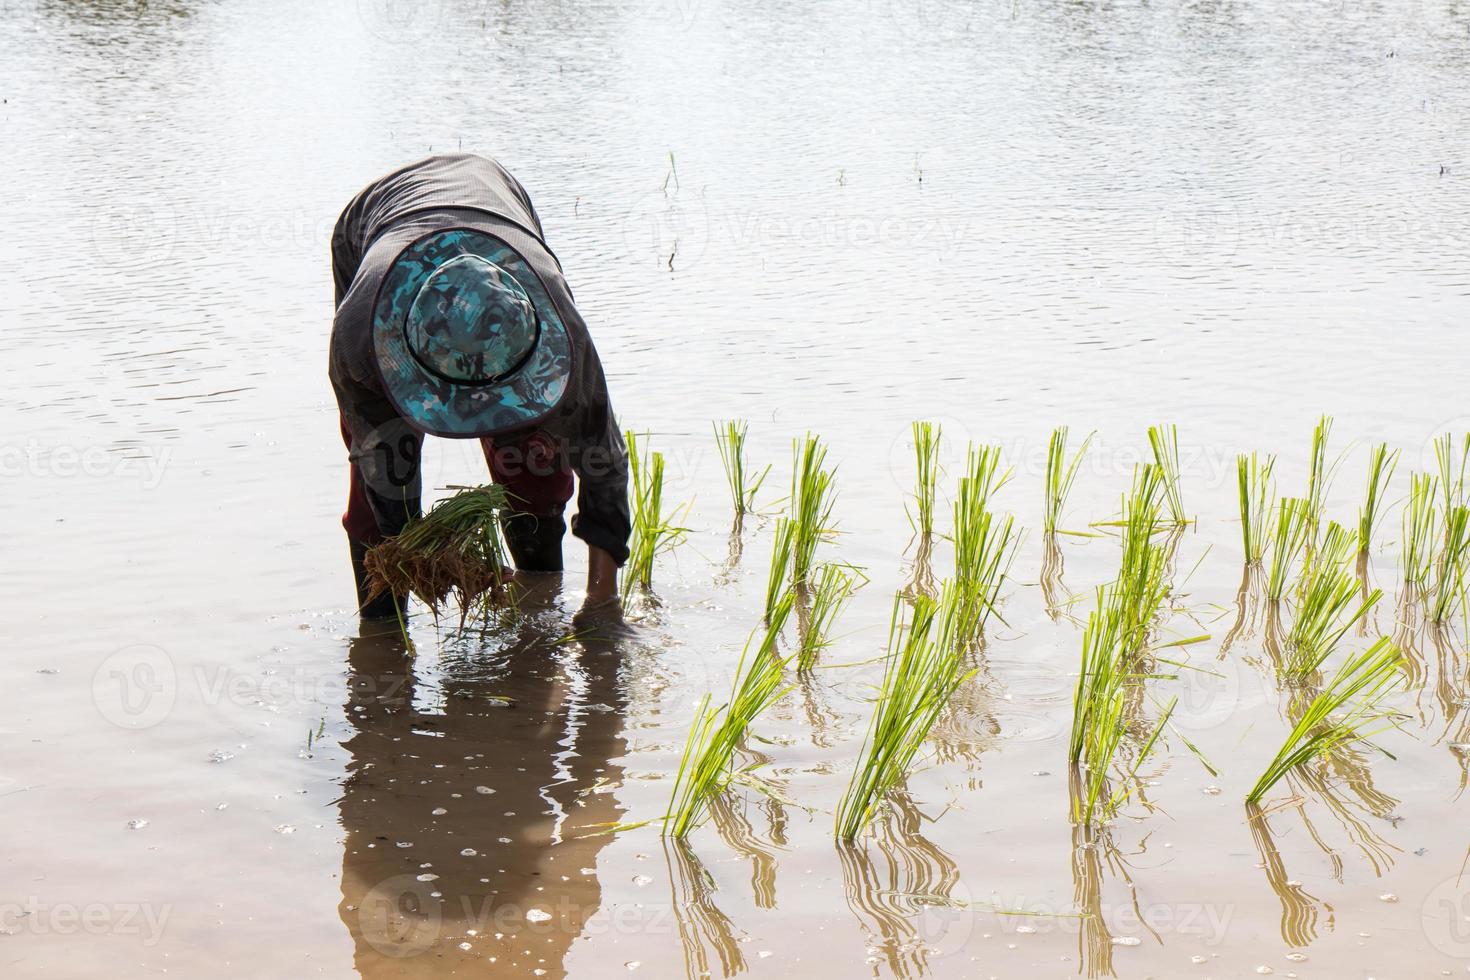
[337,590,629,977]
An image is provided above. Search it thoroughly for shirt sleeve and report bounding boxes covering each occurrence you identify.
[329,244,424,541]
[563,339,632,566]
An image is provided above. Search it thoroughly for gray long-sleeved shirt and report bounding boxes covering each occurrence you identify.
[328,153,630,564]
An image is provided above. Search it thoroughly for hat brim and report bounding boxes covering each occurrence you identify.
[372,227,573,439]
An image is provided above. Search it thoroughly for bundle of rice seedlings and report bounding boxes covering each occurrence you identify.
[789,434,837,587]
[1044,426,1094,536]
[763,517,796,622]
[1068,466,1178,824]
[1266,498,1312,601]
[623,431,688,600]
[1285,522,1381,678]
[1430,505,1470,624]
[952,444,1020,643]
[909,421,942,539]
[713,420,769,520]
[1147,424,1188,526]
[363,484,512,618]
[1402,473,1441,595]
[796,563,857,672]
[1237,452,1277,565]
[1245,637,1405,805]
[835,586,975,841]
[664,594,796,838]
[1356,443,1399,558]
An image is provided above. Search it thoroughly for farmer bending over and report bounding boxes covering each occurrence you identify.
[329,153,629,619]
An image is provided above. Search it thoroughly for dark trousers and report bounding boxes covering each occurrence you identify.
[341,417,574,616]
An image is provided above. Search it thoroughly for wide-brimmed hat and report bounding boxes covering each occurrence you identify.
[372,228,573,438]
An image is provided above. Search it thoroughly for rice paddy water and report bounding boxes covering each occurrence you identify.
[13,3,1470,974]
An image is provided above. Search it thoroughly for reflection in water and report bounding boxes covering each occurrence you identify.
[1245,802,1335,948]
[337,593,630,978]
[1070,820,1115,979]
[932,661,999,789]
[838,792,961,979]
[708,791,782,909]
[903,534,937,601]
[1220,564,1263,656]
[665,839,747,979]
[1040,535,1080,624]
[1067,776,1161,980]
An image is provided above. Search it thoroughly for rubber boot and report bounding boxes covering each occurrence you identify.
[502,513,566,573]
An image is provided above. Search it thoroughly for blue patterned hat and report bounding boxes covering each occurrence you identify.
[372,228,573,438]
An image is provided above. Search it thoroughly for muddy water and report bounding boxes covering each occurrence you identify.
[4,0,1470,976]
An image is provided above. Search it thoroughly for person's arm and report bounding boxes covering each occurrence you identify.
[563,345,631,602]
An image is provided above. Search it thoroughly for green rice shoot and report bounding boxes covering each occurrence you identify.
[835,586,975,841]
[1434,432,1470,523]
[1265,497,1312,601]
[789,434,838,588]
[952,444,1021,644]
[1304,415,1339,544]
[909,421,942,538]
[1402,473,1441,595]
[1147,424,1189,526]
[664,593,797,838]
[763,517,796,622]
[622,431,688,600]
[1355,442,1399,557]
[796,563,857,672]
[1044,426,1094,535]
[1237,452,1276,565]
[1285,522,1381,678]
[1245,637,1405,804]
[713,419,769,520]
[1430,505,1470,624]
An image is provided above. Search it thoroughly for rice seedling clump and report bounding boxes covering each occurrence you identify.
[623,430,688,600]
[665,594,797,838]
[1044,425,1093,536]
[789,434,837,587]
[1246,637,1405,804]
[835,585,974,841]
[714,419,769,520]
[363,484,512,617]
